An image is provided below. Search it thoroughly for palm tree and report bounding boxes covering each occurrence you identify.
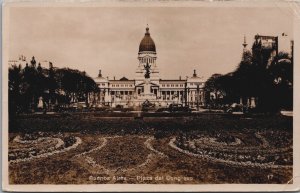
[268,52,293,110]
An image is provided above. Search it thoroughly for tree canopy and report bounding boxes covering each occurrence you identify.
[204,46,293,112]
[9,56,99,115]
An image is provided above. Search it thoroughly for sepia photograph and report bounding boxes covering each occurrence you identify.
[2,1,300,192]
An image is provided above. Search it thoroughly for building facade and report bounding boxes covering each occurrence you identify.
[91,26,205,109]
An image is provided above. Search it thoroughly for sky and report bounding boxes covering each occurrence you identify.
[8,6,294,80]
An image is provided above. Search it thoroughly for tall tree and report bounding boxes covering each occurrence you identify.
[9,65,23,116]
[268,52,293,110]
[204,74,223,107]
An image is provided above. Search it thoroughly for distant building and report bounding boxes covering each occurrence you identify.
[252,34,278,66]
[92,26,205,108]
[239,33,293,108]
[8,55,27,67]
[8,55,51,70]
[251,33,293,66]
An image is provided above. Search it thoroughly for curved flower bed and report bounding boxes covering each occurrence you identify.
[75,136,167,175]
[144,137,167,158]
[9,134,82,164]
[170,130,292,169]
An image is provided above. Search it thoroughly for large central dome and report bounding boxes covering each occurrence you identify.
[139,26,156,53]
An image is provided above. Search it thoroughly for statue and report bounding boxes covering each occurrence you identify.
[144,62,151,79]
[37,97,44,109]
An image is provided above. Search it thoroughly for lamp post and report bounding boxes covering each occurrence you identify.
[196,83,200,111]
[184,82,188,107]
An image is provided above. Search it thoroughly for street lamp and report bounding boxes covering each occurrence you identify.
[184,82,188,107]
[196,83,200,111]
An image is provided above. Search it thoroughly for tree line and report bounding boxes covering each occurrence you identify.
[204,39,293,113]
[9,56,99,116]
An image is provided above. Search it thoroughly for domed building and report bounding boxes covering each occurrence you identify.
[92,25,205,109]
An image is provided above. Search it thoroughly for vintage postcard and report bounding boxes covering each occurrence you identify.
[2,0,300,192]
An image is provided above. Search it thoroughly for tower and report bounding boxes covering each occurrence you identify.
[241,35,250,62]
[135,25,159,82]
[242,35,248,52]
